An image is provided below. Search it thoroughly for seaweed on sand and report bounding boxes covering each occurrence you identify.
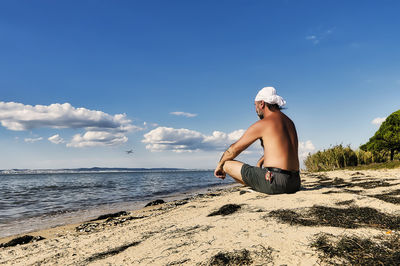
[351,176,366,181]
[76,215,146,233]
[0,235,45,248]
[303,173,330,180]
[311,233,400,265]
[267,209,317,227]
[268,205,400,229]
[350,180,393,189]
[335,200,354,206]
[166,225,213,238]
[208,204,241,217]
[90,211,128,221]
[145,199,165,207]
[372,189,400,204]
[322,190,342,194]
[321,188,363,195]
[208,249,252,265]
[351,171,365,176]
[311,176,395,191]
[318,177,350,188]
[342,189,362,194]
[84,241,141,263]
[166,259,191,265]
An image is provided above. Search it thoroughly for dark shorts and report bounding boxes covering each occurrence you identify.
[241,164,301,195]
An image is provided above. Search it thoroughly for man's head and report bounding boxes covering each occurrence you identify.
[254,86,286,119]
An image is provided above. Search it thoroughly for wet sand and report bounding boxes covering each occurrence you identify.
[1,168,400,265]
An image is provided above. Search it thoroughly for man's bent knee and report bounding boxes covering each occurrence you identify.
[223,160,245,184]
[223,160,242,172]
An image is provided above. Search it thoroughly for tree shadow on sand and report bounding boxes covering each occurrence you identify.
[311,232,400,265]
[267,205,400,230]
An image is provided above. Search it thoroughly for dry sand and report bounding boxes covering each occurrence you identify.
[1,168,400,265]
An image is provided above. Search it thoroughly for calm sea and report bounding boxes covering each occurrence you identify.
[0,170,234,238]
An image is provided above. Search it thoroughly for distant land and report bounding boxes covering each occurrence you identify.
[0,167,201,175]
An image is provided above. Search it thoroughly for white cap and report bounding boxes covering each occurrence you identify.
[255,86,286,107]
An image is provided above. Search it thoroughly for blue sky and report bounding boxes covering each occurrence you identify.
[1,0,399,169]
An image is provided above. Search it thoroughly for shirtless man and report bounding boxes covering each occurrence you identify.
[214,87,300,194]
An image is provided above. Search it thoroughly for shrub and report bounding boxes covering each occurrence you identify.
[304,144,358,172]
[304,144,396,172]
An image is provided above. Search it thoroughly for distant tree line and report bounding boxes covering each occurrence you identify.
[304,109,400,172]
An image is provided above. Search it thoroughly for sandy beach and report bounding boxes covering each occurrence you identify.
[1,168,400,265]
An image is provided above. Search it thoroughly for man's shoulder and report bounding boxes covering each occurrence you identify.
[251,119,268,128]
[247,119,270,134]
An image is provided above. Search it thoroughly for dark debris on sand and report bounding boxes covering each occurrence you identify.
[172,199,189,206]
[351,176,366,181]
[165,258,191,265]
[90,211,128,221]
[322,190,342,194]
[308,175,397,192]
[208,249,253,266]
[343,189,363,194]
[0,235,45,248]
[84,241,141,263]
[208,204,241,217]
[302,173,330,180]
[145,199,165,207]
[205,245,274,265]
[322,189,362,195]
[311,233,400,265]
[335,200,355,206]
[76,215,146,233]
[351,171,365,176]
[268,205,400,229]
[352,180,394,189]
[166,225,213,238]
[319,177,350,188]
[372,189,400,205]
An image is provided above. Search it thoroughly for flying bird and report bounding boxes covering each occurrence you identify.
[125,149,134,154]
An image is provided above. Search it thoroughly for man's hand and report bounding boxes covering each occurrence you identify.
[256,156,264,168]
[214,164,226,179]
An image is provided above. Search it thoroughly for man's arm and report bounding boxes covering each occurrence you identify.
[256,155,264,168]
[216,145,240,169]
[214,121,263,178]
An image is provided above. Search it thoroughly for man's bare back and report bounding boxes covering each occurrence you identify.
[214,86,300,195]
[258,111,299,171]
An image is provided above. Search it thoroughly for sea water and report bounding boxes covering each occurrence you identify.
[0,170,234,238]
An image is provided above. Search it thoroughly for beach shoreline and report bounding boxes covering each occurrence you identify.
[1,168,400,265]
[0,169,233,239]
[0,182,236,240]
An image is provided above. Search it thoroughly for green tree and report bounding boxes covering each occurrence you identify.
[360,110,400,161]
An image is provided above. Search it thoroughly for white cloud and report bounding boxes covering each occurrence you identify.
[142,127,245,152]
[170,111,197,118]
[306,35,319,44]
[48,134,64,144]
[306,28,334,45]
[0,102,132,131]
[67,131,128,148]
[24,137,43,143]
[143,121,159,127]
[0,101,142,147]
[298,140,316,162]
[371,117,386,126]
